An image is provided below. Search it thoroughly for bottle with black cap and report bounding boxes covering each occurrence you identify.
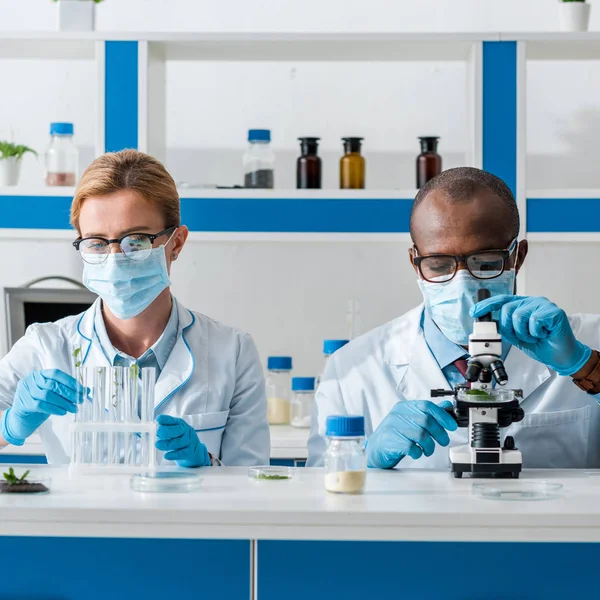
[416,136,442,188]
[297,137,322,189]
[340,137,365,189]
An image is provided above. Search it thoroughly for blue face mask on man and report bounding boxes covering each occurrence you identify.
[418,269,516,346]
[83,244,172,320]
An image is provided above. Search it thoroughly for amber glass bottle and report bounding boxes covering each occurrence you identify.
[297,137,322,189]
[416,137,442,188]
[340,137,365,189]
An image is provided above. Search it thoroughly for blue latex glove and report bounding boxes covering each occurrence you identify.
[366,400,458,469]
[155,414,211,468]
[0,369,80,446]
[471,295,592,376]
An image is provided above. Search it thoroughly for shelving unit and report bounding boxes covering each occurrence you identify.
[1,31,600,239]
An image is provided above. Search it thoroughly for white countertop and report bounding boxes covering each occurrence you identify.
[2,467,600,543]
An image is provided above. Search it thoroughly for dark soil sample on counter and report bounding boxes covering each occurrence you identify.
[244,169,274,189]
[0,481,49,494]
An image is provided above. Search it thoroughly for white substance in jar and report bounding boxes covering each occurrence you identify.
[267,397,290,425]
[325,470,366,494]
[291,416,311,428]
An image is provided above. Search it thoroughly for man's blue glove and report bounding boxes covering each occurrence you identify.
[155,415,211,467]
[366,400,458,469]
[471,295,592,376]
[0,369,80,446]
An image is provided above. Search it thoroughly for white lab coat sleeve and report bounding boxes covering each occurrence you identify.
[220,333,270,466]
[0,325,46,414]
[307,353,347,467]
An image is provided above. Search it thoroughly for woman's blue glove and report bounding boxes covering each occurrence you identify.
[155,414,211,467]
[366,400,458,469]
[0,369,80,446]
[471,295,592,376]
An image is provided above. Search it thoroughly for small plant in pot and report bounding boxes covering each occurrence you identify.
[0,141,37,187]
[559,0,591,32]
[52,0,104,32]
[0,468,50,494]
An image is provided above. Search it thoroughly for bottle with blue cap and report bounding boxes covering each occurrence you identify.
[325,415,367,494]
[317,340,350,388]
[290,377,315,429]
[266,357,293,425]
[243,129,275,189]
[45,122,78,187]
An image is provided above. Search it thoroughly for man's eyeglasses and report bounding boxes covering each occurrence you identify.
[413,238,518,283]
[73,226,177,264]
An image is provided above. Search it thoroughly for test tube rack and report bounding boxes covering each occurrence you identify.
[70,365,157,475]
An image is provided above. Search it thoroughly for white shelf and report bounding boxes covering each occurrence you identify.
[0,186,76,197]
[527,189,600,199]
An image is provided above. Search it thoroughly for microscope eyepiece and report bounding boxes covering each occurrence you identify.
[490,359,508,386]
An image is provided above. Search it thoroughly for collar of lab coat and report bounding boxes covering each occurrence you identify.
[383,303,552,401]
[73,297,196,412]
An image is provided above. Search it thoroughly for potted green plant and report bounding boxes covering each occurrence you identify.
[52,0,104,32]
[0,141,37,187]
[559,0,591,32]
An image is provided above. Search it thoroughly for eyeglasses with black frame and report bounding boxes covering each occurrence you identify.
[73,226,177,264]
[413,238,518,283]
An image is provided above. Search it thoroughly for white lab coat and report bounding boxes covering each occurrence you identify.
[0,298,270,465]
[307,304,600,469]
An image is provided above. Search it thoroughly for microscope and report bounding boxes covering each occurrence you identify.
[431,289,525,478]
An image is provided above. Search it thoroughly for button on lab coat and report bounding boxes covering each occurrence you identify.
[0,298,270,465]
[307,305,600,469]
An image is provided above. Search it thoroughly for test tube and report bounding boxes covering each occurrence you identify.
[141,368,156,467]
[92,367,106,464]
[108,367,124,464]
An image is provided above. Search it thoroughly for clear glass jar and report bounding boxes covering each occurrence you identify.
[317,339,349,388]
[243,129,275,189]
[290,377,315,429]
[325,415,366,494]
[45,122,78,186]
[265,356,292,425]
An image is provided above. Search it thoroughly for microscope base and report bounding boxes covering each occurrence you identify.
[449,445,523,479]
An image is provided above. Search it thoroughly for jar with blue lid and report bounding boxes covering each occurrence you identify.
[317,339,349,388]
[266,356,293,425]
[290,377,315,429]
[325,415,366,494]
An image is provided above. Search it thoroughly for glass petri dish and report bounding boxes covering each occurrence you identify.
[0,478,51,494]
[130,472,203,493]
[473,481,564,501]
[248,466,296,481]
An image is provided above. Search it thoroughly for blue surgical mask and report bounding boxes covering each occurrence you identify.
[417,269,516,346]
[83,246,171,320]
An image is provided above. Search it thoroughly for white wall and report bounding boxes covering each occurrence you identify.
[1,1,599,377]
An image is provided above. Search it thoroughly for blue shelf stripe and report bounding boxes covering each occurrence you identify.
[528,198,600,232]
[105,41,138,152]
[0,196,413,233]
[180,197,413,233]
[483,41,517,198]
[0,454,47,464]
[0,196,72,229]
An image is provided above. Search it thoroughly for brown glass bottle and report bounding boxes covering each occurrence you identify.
[297,137,322,189]
[416,137,442,188]
[340,137,365,189]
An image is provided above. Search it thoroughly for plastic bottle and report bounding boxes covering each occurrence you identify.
[316,340,349,388]
[243,129,275,189]
[291,377,315,429]
[45,122,78,186]
[266,357,292,425]
[297,137,322,189]
[325,415,366,494]
[416,136,442,188]
[340,137,365,189]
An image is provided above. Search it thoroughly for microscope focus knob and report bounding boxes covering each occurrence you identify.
[504,436,516,451]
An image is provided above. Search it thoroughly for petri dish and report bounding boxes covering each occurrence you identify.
[0,478,51,495]
[473,481,564,501]
[130,472,203,493]
[248,466,296,481]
